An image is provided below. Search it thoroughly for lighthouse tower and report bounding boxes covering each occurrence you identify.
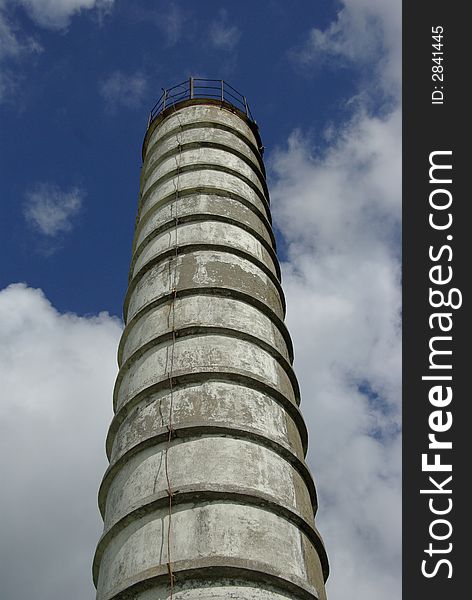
[93,78,329,600]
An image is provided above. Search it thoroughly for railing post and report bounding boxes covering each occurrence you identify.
[221,80,224,101]
[243,96,248,117]
[190,77,194,99]
[147,112,151,129]
[162,89,167,111]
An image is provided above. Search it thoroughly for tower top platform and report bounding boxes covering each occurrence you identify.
[143,78,262,161]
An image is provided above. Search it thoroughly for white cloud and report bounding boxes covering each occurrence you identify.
[16,0,114,30]
[0,0,113,102]
[0,2,38,61]
[271,108,402,599]
[99,70,148,111]
[1,3,402,599]
[272,1,402,598]
[156,0,185,46]
[209,9,241,51]
[23,182,84,237]
[295,0,401,99]
[0,1,42,102]
[0,283,122,600]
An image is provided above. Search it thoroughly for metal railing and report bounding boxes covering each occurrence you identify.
[147,78,255,127]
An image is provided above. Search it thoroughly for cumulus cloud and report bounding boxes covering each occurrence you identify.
[23,182,84,237]
[294,0,401,99]
[0,283,122,600]
[271,111,401,598]
[16,0,114,30]
[209,9,241,51]
[271,1,402,598]
[99,70,148,111]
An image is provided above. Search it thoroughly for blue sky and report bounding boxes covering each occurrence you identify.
[0,1,401,599]
[1,0,357,316]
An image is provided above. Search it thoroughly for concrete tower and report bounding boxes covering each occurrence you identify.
[93,79,329,600]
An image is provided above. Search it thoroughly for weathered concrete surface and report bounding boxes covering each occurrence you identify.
[131,220,279,279]
[140,168,270,226]
[94,99,328,600]
[106,381,306,466]
[102,435,315,528]
[95,503,326,600]
[144,104,261,156]
[133,192,275,256]
[125,249,286,322]
[119,295,291,365]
